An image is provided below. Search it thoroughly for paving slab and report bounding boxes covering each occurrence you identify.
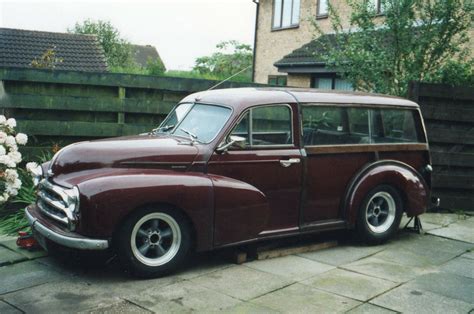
[0,246,26,266]
[190,265,294,301]
[0,300,22,314]
[301,268,398,301]
[204,302,275,314]
[128,280,241,313]
[80,300,152,313]
[251,282,361,313]
[2,280,122,313]
[298,244,384,266]
[245,255,334,281]
[461,250,474,260]
[439,256,474,279]
[341,256,436,283]
[427,217,474,243]
[371,285,472,314]
[420,213,466,227]
[0,260,66,295]
[176,254,233,280]
[407,272,474,304]
[0,239,47,260]
[346,303,396,314]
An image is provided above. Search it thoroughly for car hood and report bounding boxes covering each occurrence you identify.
[50,134,200,177]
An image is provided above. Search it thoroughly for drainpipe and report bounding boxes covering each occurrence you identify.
[252,0,259,83]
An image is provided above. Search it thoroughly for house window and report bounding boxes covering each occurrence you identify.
[312,74,353,91]
[268,75,288,86]
[369,0,385,15]
[317,0,329,18]
[273,0,300,30]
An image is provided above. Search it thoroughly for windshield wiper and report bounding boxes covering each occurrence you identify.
[179,127,198,143]
[151,124,175,135]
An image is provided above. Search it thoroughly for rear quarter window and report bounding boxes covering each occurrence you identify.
[302,105,423,146]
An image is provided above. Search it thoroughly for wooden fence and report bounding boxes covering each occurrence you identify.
[409,82,474,211]
[0,68,471,210]
[0,67,261,158]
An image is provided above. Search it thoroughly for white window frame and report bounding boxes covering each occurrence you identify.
[272,0,300,30]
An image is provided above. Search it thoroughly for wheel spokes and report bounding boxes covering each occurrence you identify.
[151,219,159,230]
[138,242,151,255]
[160,228,172,238]
[137,228,148,238]
[155,244,167,256]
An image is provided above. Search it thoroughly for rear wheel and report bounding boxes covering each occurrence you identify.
[356,185,403,244]
[116,207,192,278]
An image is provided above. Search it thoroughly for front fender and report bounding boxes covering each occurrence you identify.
[75,169,214,251]
[344,160,429,227]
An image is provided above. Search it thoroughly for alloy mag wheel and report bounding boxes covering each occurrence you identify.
[365,191,396,234]
[130,212,182,267]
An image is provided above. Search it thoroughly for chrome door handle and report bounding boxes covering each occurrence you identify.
[280,158,301,167]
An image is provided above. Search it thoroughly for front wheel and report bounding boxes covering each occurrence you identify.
[116,207,192,278]
[356,185,403,244]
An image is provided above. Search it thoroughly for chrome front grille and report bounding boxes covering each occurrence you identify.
[37,179,79,230]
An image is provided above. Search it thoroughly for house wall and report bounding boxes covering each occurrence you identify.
[254,0,353,86]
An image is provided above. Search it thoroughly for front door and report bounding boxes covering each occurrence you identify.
[208,104,303,246]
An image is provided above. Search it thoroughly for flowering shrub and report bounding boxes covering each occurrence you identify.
[0,115,28,205]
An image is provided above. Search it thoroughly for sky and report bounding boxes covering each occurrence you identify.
[0,0,257,70]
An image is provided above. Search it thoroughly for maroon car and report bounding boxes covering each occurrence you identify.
[26,88,433,277]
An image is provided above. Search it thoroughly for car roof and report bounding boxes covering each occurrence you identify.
[180,87,419,111]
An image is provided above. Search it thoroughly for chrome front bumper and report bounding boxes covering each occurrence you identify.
[25,208,109,250]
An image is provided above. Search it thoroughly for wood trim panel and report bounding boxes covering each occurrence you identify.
[305,143,429,155]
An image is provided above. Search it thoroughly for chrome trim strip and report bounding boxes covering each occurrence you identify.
[26,208,109,250]
[37,201,68,225]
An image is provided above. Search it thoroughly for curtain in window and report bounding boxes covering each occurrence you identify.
[334,79,353,91]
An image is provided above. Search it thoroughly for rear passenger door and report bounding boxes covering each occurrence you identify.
[300,105,376,225]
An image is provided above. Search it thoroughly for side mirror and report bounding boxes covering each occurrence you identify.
[216,135,246,153]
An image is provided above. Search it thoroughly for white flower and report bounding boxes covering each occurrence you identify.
[12,179,21,190]
[0,193,8,204]
[15,133,27,145]
[6,118,16,128]
[0,132,7,144]
[0,145,5,156]
[0,115,6,125]
[7,151,22,164]
[4,169,19,183]
[5,184,18,196]
[0,155,15,168]
[5,136,16,148]
[26,162,39,174]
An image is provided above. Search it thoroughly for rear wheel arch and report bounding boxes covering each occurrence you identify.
[342,160,428,227]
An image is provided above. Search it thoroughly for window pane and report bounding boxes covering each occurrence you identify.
[231,112,250,145]
[314,77,333,89]
[348,108,370,144]
[302,106,345,145]
[252,105,292,145]
[318,0,328,15]
[273,0,282,28]
[377,109,420,143]
[173,104,231,143]
[268,76,277,85]
[292,0,300,25]
[282,0,293,27]
[278,76,288,86]
[334,78,353,91]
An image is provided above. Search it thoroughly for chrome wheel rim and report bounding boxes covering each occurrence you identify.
[365,192,396,234]
[131,213,181,267]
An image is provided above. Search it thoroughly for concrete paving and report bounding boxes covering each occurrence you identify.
[0,213,472,313]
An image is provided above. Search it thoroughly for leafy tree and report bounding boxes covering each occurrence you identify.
[312,0,473,96]
[146,57,166,76]
[69,19,134,69]
[193,40,253,81]
[30,46,63,69]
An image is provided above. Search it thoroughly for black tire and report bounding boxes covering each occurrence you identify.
[356,185,403,245]
[116,206,192,278]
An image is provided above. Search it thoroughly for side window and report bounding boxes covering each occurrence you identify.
[230,105,293,147]
[348,108,370,144]
[378,109,420,143]
[302,106,346,145]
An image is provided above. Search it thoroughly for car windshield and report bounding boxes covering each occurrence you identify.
[158,103,232,143]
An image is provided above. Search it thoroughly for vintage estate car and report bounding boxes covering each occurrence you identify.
[26,88,434,277]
